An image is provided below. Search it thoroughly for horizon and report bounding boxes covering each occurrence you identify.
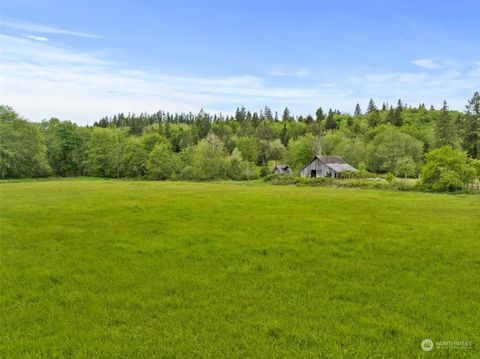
[1,0,479,125]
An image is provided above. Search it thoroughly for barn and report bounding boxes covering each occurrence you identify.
[272,164,293,175]
[299,156,356,178]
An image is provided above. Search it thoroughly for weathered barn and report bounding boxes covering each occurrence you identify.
[273,164,293,175]
[299,156,356,178]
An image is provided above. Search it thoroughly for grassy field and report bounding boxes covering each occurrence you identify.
[1,179,479,358]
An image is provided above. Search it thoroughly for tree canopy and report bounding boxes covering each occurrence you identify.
[1,93,479,192]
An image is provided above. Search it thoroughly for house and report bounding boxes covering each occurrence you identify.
[272,164,293,175]
[299,156,356,178]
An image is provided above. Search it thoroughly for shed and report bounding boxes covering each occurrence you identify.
[273,164,293,175]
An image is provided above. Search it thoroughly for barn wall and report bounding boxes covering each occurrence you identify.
[300,159,335,178]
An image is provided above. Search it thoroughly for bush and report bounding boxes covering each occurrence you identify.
[267,174,297,185]
[420,146,477,191]
[389,179,417,191]
[296,177,334,187]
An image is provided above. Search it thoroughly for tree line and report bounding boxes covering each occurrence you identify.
[1,92,479,189]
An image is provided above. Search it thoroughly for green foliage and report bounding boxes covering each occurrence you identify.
[41,118,84,176]
[226,148,259,180]
[333,137,368,168]
[287,134,322,171]
[367,127,423,173]
[147,143,176,180]
[84,127,129,178]
[395,156,417,178]
[3,92,479,182]
[122,137,148,177]
[421,146,477,191]
[385,172,395,183]
[0,105,51,178]
[462,92,480,158]
[434,101,457,148]
[237,136,259,162]
[192,133,227,180]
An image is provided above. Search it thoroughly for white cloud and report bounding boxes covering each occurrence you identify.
[26,35,49,42]
[269,68,312,78]
[0,32,478,124]
[0,34,319,123]
[0,19,102,39]
[411,59,439,70]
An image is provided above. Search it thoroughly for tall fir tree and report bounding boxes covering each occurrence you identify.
[434,101,457,148]
[354,103,362,116]
[367,99,377,113]
[315,107,325,123]
[325,109,338,130]
[463,92,480,158]
[282,107,291,122]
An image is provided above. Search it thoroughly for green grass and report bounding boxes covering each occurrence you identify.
[1,179,479,358]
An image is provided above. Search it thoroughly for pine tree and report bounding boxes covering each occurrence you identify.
[315,107,325,123]
[282,107,291,122]
[264,106,273,121]
[305,115,314,125]
[280,123,289,146]
[393,108,403,127]
[397,99,404,110]
[386,109,395,125]
[434,101,457,148]
[325,109,338,130]
[463,92,480,158]
[354,103,362,116]
[367,99,377,113]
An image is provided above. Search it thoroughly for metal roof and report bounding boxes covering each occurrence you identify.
[315,155,347,164]
[326,163,357,172]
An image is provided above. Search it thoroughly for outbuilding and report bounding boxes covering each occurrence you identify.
[299,156,356,178]
[272,164,293,175]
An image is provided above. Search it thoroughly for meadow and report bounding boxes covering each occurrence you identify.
[1,179,479,358]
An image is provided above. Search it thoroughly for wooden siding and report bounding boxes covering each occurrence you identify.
[300,158,337,178]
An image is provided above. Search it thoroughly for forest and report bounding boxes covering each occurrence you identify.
[1,92,479,191]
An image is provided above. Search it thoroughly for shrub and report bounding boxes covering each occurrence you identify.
[420,146,477,191]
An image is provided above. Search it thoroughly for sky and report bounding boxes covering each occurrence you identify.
[0,0,479,125]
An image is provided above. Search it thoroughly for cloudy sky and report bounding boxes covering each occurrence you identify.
[0,0,479,125]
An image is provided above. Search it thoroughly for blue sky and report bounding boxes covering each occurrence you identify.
[1,0,479,124]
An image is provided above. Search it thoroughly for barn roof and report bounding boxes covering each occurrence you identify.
[315,155,347,164]
[326,163,356,173]
[273,164,292,174]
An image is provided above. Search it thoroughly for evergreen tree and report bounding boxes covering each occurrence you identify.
[280,123,289,146]
[393,108,403,127]
[386,109,395,125]
[397,99,404,110]
[264,106,273,121]
[434,101,457,148]
[282,107,291,122]
[315,107,325,123]
[354,103,362,116]
[305,115,314,125]
[325,110,338,130]
[463,92,480,158]
[367,99,377,113]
